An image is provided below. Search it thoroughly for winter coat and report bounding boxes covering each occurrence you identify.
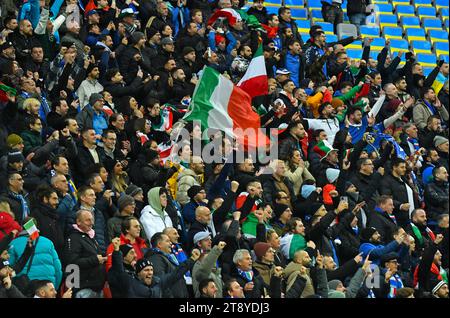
[182,200,207,225]
[20,130,42,156]
[228,265,281,298]
[108,250,194,298]
[73,143,106,182]
[334,213,361,264]
[176,168,202,206]
[262,175,296,207]
[140,205,173,243]
[359,240,400,266]
[144,248,189,298]
[192,245,223,298]
[30,203,64,255]
[105,234,147,272]
[62,227,106,292]
[424,181,449,221]
[9,233,63,289]
[380,173,418,228]
[0,212,22,241]
[0,191,31,225]
[413,99,449,130]
[368,209,398,244]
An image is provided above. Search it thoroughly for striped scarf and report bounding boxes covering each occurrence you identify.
[375,207,397,225]
[10,191,30,221]
[237,269,254,283]
[388,274,403,298]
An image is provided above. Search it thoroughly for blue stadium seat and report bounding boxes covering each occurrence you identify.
[265,6,279,15]
[416,53,438,67]
[297,20,311,34]
[406,28,427,41]
[389,39,409,53]
[300,33,310,43]
[428,29,449,44]
[371,38,386,51]
[412,0,433,7]
[440,8,449,18]
[439,54,450,63]
[346,48,363,60]
[284,0,304,8]
[311,9,324,22]
[369,50,381,60]
[435,42,450,57]
[373,0,389,3]
[400,16,421,29]
[396,5,416,18]
[347,40,363,50]
[392,0,410,7]
[264,0,283,7]
[315,22,334,34]
[307,0,322,10]
[360,25,380,37]
[422,18,444,32]
[423,67,433,77]
[435,0,449,11]
[291,8,308,20]
[418,6,437,18]
[383,26,403,39]
[411,40,432,54]
[379,14,398,29]
[375,3,394,14]
[326,34,338,43]
[445,18,449,31]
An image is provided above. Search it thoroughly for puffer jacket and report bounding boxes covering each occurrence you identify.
[176,168,202,206]
[9,233,63,289]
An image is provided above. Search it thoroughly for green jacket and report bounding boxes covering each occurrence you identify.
[21,130,43,155]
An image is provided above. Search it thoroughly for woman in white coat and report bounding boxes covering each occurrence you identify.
[140,187,173,241]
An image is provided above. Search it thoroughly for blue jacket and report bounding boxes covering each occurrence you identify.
[182,201,207,225]
[285,51,300,87]
[359,240,400,266]
[9,233,62,289]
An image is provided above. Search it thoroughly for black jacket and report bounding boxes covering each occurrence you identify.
[102,77,143,102]
[335,212,361,264]
[0,190,31,225]
[30,202,64,255]
[227,265,281,298]
[347,0,370,15]
[367,208,398,244]
[144,248,189,298]
[380,173,418,228]
[62,228,107,292]
[424,180,449,221]
[73,143,106,184]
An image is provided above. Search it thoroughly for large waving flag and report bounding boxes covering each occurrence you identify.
[207,8,242,27]
[183,67,269,149]
[237,44,268,99]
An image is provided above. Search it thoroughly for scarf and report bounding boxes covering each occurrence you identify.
[410,223,435,246]
[261,24,278,39]
[388,274,403,298]
[136,131,149,146]
[237,268,254,282]
[423,100,437,116]
[153,248,179,266]
[73,224,95,239]
[407,137,420,153]
[10,191,30,221]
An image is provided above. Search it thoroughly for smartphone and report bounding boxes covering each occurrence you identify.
[207,47,212,58]
[340,196,348,203]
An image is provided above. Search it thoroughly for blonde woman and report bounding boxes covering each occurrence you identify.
[284,148,315,197]
[108,160,129,195]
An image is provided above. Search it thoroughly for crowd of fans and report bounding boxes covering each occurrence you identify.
[0,0,448,299]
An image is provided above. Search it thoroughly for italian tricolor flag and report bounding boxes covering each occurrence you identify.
[237,44,268,99]
[24,218,39,241]
[207,8,242,27]
[183,67,269,149]
[280,233,306,260]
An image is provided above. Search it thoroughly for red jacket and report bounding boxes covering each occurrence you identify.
[0,212,22,241]
[105,234,147,272]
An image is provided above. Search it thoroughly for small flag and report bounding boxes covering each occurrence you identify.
[23,219,39,241]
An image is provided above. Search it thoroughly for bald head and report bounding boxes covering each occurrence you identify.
[195,206,211,225]
[190,156,205,174]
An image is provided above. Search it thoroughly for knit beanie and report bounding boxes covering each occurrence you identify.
[146,27,159,40]
[273,203,289,219]
[328,279,342,291]
[301,184,316,199]
[89,92,103,106]
[6,134,23,148]
[253,242,271,260]
[86,63,99,76]
[135,258,153,274]
[130,31,145,45]
[118,195,135,212]
[361,227,378,241]
[188,185,203,200]
[326,168,340,184]
[431,278,447,295]
[126,184,143,198]
[182,46,195,56]
[119,244,134,257]
[215,34,226,45]
[434,135,448,148]
[8,151,25,164]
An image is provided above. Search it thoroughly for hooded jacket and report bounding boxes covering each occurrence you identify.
[140,187,173,241]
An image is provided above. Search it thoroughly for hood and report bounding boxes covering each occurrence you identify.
[147,187,164,216]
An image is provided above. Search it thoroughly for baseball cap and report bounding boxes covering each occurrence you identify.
[276,68,291,75]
